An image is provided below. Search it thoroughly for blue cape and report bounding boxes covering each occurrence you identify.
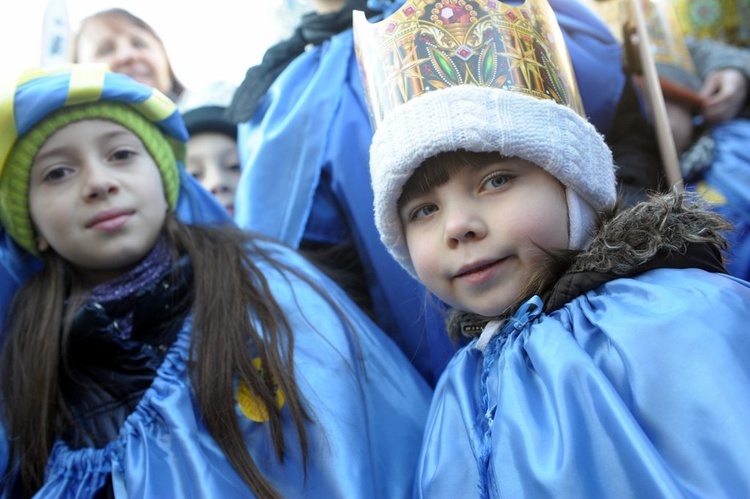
[688,118,750,281]
[417,268,750,497]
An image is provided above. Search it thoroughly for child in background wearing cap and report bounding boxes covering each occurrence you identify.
[182,105,241,217]
[356,1,750,496]
[0,65,430,498]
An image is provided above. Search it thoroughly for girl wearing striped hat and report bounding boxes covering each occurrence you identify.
[355,0,750,496]
[0,65,430,498]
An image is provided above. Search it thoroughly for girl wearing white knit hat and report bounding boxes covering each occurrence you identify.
[355,0,750,496]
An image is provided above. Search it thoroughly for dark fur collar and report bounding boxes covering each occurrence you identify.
[545,191,730,311]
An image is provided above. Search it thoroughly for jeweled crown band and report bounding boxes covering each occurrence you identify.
[354,0,584,130]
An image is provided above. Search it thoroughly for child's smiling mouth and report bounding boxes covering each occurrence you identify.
[454,258,505,282]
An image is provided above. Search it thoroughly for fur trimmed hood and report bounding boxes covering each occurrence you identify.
[452,191,731,339]
[544,191,730,311]
[570,190,729,276]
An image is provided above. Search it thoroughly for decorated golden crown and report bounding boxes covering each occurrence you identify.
[353,0,584,130]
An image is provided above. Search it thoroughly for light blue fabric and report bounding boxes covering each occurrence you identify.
[688,119,750,280]
[547,0,625,135]
[233,0,625,385]
[417,268,750,498]
[235,31,355,248]
[235,30,456,386]
[1,241,431,498]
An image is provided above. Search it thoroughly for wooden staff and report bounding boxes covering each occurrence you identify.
[625,0,684,191]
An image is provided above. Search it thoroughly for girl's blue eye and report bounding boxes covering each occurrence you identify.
[483,173,510,190]
[132,37,148,50]
[411,204,438,221]
[227,163,241,172]
[95,45,114,57]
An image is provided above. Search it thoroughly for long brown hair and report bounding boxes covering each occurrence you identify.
[1,214,310,498]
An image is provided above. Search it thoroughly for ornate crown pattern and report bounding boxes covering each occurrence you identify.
[354,0,584,130]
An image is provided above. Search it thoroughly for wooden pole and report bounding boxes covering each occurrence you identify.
[627,0,684,191]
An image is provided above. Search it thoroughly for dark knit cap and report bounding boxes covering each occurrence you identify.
[183,105,237,140]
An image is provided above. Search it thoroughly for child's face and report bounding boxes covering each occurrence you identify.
[399,155,569,317]
[76,16,172,96]
[186,132,241,216]
[28,119,168,286]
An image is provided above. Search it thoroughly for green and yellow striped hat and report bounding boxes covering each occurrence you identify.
[0,64,188,256]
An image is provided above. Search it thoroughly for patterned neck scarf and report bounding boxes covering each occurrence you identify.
[86,237,171,340]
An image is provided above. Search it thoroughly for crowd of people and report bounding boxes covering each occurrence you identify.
[1,0,749,497]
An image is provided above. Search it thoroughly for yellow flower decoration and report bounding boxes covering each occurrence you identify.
[237,358,286,423]
[695,181,727,206]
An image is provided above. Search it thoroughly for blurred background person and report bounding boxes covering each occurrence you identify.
[180,81,240,217]
[72,7,186,102]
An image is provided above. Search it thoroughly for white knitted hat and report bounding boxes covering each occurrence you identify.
[370,85,617,277]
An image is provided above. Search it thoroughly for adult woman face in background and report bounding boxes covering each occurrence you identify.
[73,8,185,101]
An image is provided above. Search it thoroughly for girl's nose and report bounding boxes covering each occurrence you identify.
[444,206,487,248]
[82,164,119,200]
[111,42,136,66]
[203,166,231,195]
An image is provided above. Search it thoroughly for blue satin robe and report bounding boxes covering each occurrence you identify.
[1,241,431,498]
[233,0,625,385]
[417,268,750,497]
[689,118,750,281]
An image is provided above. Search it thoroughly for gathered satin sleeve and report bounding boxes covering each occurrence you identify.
[246,243,433,498]
[417,268,750,498]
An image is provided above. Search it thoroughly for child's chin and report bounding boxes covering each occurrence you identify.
[465,303,510,319]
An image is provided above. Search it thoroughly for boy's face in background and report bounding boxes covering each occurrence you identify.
[186,132,241,216]
[29,119,168,287]
[399,155,568,317]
